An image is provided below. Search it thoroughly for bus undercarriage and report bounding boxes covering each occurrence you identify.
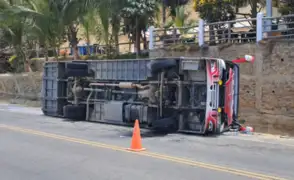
[42,57,253,135]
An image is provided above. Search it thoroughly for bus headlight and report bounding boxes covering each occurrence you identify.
[218,107,222,113]
[218,80,223,85]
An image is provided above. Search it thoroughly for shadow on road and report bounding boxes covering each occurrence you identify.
[61,118,223,139]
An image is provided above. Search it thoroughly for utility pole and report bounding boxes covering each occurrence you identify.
[162,0,166,35]
[266,0,272,31]
[266,0,272,17]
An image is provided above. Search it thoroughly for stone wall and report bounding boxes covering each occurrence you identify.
[0,73,42,106]
[150,41,294,135]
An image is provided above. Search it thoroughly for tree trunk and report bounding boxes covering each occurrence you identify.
[251,0,258,27]
[68,24,79,60]
[44,44,49,62]
[24,48,32,72]
[135,17,140,58]
[17,48,28,72]
[86,29,91,56]
[114,33,119,55]
[50,39,59,61]
[36,43,40,58]
[162,1,166,25]
[129,36,132,52]
[142,31,148,50]
[56,47,60,61]
[73,43,79,60]
[86,41,90,56]
[112,16,120,56]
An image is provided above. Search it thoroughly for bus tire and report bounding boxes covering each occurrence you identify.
[63,104,86,121]
[148,59,177,74]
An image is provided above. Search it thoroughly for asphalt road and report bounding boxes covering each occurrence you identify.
[0,103,294,180]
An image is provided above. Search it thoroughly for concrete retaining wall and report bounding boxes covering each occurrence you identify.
[0,73,42,106]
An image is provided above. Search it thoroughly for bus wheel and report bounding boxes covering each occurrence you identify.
[63,104,86,121]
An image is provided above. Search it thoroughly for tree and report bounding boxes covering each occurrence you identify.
[193,0,236,45]
[97,0,112,55]
[44,0,96,60]
[0,0,42,72]
[163,0,189,19]
[82,0,124,56]
[109,0,125,55]
[279,0,294,15]
[0,0,162,71]
[193,0,236,23]
[32,0,67,61]
[121,0,157,55]
[80,9,96,55]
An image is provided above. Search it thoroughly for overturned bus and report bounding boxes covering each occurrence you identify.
[41,56,254,135]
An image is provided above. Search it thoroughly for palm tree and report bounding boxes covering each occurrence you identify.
[46,0,98,60]
[80,8,96,55]
[94,0,125,56]
[122,0,157,55]
[1,0,119,68]
[110,0,125,55]
[97,0,111,56]
[30,0,65,61]
[0,0,42,72]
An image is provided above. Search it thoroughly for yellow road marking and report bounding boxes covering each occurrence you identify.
[0,124,287,180]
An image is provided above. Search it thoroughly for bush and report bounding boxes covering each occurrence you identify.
[8,55,24,73]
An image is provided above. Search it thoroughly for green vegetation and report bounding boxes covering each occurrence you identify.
[0,0,293,73]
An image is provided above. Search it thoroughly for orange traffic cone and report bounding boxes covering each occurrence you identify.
[127,119,146,152]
